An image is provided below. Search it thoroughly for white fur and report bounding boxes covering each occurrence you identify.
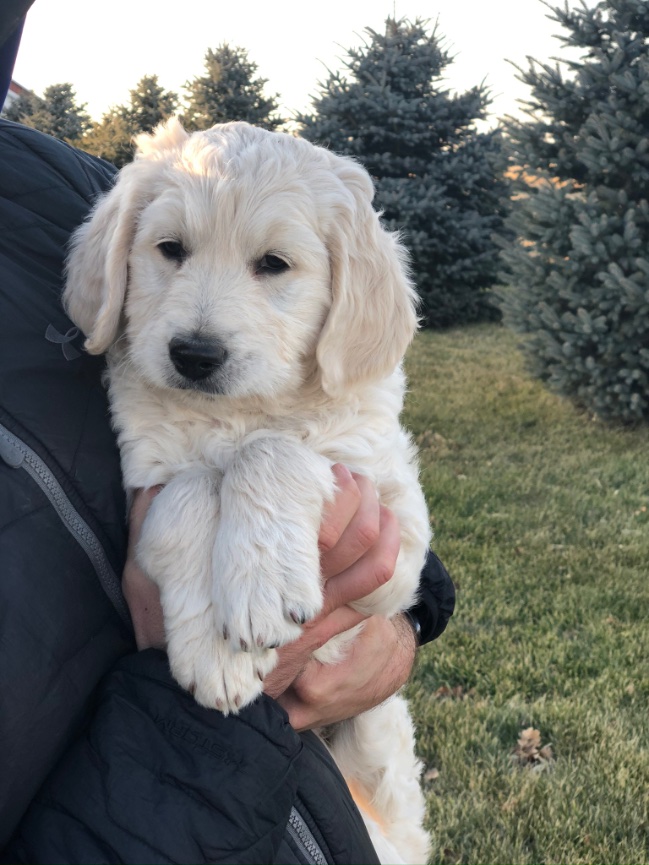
[65,119,432,864]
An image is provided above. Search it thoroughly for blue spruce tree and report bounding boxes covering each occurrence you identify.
[184,44,282,131]
[501,0,649,422]
[298,17,509,327]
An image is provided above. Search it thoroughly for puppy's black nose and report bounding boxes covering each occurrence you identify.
[169,336,228,381]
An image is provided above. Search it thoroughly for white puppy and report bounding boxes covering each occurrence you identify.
[65,119,432,865]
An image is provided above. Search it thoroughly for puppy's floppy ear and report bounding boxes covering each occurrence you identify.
[64,170,139,354]
[316,156,419,396]
[64,117,189,355]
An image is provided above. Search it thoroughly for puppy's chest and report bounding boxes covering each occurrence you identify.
[114,402,380,490]
[109,371,404,490]
[116,411,253,487]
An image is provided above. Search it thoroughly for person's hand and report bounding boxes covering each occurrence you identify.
[271,613,416,731]
[122,465,417,726]
[263,463,417,729]
[121,486,166,651]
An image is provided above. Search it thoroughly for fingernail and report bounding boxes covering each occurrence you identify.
[332,463,352,481]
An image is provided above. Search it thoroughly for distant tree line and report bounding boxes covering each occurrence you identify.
[4,32,509,331]
[4,1,649,422]
[4,43,281,165]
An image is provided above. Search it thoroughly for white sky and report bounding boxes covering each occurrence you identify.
[12,0,585,126]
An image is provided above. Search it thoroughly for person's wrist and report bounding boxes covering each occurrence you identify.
[401,608,422,647]
[393,612,418,672]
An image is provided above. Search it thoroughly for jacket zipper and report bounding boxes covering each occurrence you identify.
[0,423,132,629]
[287,806,329,865]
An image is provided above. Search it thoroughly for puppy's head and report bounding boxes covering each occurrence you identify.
[64,118,418,403]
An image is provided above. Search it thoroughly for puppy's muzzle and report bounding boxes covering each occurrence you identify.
[169,335,228,382]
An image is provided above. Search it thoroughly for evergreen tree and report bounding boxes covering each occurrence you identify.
[79,108,137,168]
[184,43,282,131]
[4,83,91,142]
[3,90,37,123]
[126,74,179,134]
[298,18,509,328]
[501,0,649,422]
[81,75,178,168]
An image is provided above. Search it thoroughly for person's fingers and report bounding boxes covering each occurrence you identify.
[318,464,362,555]
[320,473,381,580]
[276,614,417,731]
[321,505,401,615]
[267,487,400,694]
[301,605,368,651]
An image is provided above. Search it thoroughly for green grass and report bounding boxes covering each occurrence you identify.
[403,324,649,865]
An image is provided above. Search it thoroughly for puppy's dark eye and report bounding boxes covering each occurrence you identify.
[157,240,188,263]
[255,253,290,276]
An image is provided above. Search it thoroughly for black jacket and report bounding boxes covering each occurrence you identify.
[0,119,381,864]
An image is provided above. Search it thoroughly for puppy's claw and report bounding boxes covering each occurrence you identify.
[289,609,307,625]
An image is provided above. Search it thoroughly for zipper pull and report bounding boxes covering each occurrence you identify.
[0,434,25,468]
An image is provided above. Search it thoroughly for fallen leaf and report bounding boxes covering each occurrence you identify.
[433,685,476,701]
[512,726,554,768]
[415,430,455,455]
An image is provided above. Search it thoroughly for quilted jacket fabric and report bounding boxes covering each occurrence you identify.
[0,119,380,864]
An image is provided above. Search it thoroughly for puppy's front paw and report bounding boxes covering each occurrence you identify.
[211,532,324,652]
[167,612,277,712]
[211,436,334,652]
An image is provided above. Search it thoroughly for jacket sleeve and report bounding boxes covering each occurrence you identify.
[408,549,456,645]
[4,650,303,865]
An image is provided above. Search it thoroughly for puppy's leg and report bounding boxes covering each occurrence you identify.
[212,435,336,652]
[137,468,275,711]
[329,697,431,865]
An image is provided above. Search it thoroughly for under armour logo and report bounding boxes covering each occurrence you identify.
[45,324,82,360]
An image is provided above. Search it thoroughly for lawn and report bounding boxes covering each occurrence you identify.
[403,324,649,865]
